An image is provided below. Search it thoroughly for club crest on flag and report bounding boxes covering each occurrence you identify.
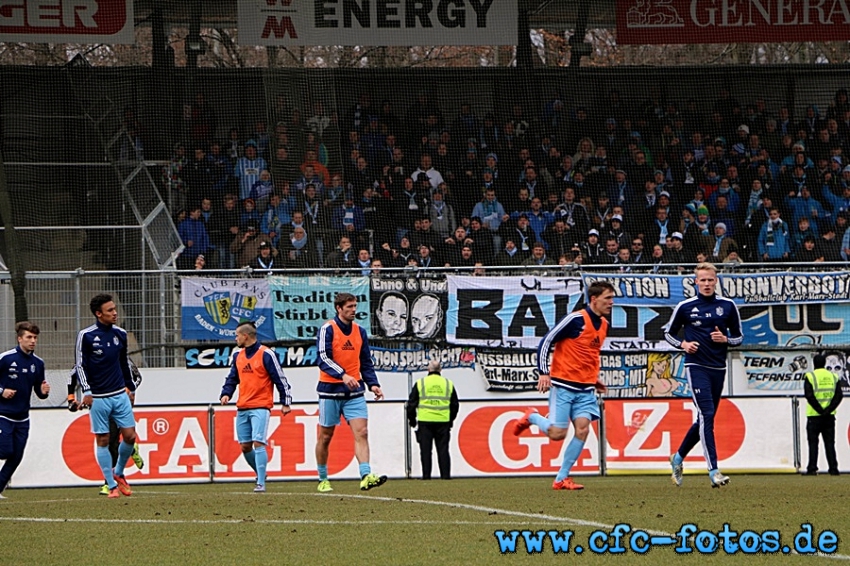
[204,293,232,326]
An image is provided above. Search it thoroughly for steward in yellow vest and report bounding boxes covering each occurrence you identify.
[803,353,843,475]
[406,360,459,480]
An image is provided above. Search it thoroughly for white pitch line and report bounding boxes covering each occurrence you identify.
[0,517,550,526]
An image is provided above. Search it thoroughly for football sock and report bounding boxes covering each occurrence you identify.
[317,464,328,481]
[528,412,551,434]
[113,441,134,477]
[555,437,586,482]
[673,453,684,466]
[96,446,117,488]
[359,462,371,478]
[253,446,268,486]
[243,448,257,473]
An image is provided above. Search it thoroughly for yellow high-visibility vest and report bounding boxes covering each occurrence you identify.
[416,374,453,423]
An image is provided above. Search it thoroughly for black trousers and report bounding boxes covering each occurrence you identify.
[806,414,838,474]
[417,421,451,480]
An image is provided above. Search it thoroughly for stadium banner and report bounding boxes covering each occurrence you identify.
[181,278,275,341]
[798,401,850,475]
[212,405,404,481]
[370,275,448,340]
[238,0,517,46]
[604,398,796,473]
[0,0,135,44]
[584,272,850,308]
[370,345,475,373]
[185,345,323,369]
[616,0,850,45]
[269,275,370,341]
[446,275,583,349]
[731,350,850,395]
[447,402,602,477]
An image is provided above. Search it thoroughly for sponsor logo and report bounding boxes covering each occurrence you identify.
[625,1,685,29]
[605,400,746,462]
[341,340,355,351]
[457,406,600,473]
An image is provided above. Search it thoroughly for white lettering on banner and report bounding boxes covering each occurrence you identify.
[586,276,670,299]
[158,418,209,475]
[488,412,548,469]
[295,413,320,472]
[0,0,97,28]
[690,0,850,28]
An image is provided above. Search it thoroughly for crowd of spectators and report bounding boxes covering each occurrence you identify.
[168,87,850,272]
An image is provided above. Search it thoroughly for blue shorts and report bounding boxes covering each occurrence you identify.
[318,396,368,427]
[549,386,600,429]
[236,408,271,444]
[89,393,135,434]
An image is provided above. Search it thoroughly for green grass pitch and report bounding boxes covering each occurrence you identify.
[0,476,845,565]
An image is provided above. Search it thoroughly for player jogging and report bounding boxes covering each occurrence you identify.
[220,321,292,493]
[513,281,615,490]
[665,262,742,488]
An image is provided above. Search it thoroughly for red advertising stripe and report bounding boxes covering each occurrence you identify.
[457,405,600,474]
[213,407,356,479]
[617,1,850,45]
[0,0,128,36]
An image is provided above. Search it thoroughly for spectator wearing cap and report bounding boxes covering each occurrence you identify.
[665,232,688,265]
[581,229,604,264]
[249,239,279,274]
[177,204,212,270]
[604,213,631,250]
[416,244,435,269]
[234,140,268,202]
[230,220,264,268]
[710,222,737,263]
[521,240,556,267]
[411,154,445,191]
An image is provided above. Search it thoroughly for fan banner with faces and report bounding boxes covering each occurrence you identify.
[447,276,583,349]
[737,350,850,394]
[370,275,448,340]
[269,276,370,341]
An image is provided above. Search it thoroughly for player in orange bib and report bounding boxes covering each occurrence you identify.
[513,281,615,490]
[315,293,387,493]
[220,321,292,493]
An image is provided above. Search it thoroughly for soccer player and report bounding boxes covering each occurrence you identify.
[315,292,387,493]
[76,294,139,498]
[665,262,742,488]
[0,321,50,498]
[513,281,615,490]
[220,321,292,493]
[68,361,146,495]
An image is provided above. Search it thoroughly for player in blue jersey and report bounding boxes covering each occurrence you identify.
[0,321,50,498]
[76,294,138,498]
[664,262,742,488]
